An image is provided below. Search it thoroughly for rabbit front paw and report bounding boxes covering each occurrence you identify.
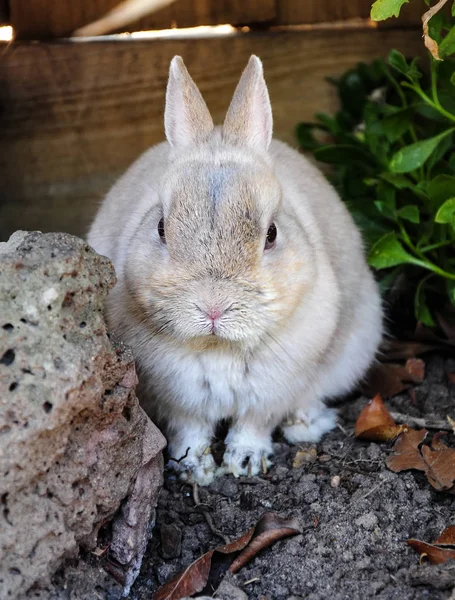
[222,430,273,478]
[168,444,217,486]
[282,406,337,443]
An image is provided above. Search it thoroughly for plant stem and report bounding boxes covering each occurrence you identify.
[402,82,455,124]
[384,65,407,107]
[420,240,454,252]
[430,57,439,105]
[399,224,455,280]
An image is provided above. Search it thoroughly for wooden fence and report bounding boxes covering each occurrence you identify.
[0,0,426,240]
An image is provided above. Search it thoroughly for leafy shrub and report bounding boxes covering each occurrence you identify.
[297,39,455,330]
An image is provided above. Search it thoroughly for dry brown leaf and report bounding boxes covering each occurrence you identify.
[422,0,448,60]
[363,359,425,398]
[407,539,455,564]
[152,513,301,600]
[434,525,455,545]
[292,447,317,468]
[355,394,408,441]
[421,434,455,491]
[387,429,455,491]
[379,339,442,360]
[230,514,301,574]
[408,524,455,564]
[386,429,428,472]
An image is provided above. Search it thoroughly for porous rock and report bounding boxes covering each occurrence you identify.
[0,231,166,599]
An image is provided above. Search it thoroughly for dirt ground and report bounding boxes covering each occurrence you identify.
[38,354,455,600]
[132,354,455,600]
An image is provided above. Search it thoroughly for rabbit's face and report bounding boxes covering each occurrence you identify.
[126,157,316,351]
[124,54,316,351]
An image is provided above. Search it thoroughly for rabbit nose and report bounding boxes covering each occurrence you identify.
[206,308,223,322]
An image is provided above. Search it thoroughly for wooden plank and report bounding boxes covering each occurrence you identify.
[0,28,423,240]
[9,0,275,39]
[276,0,426,27]
[0,0,9,25]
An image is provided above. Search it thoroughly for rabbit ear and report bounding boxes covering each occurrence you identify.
[165,56,214,148]
[223,55,273,152]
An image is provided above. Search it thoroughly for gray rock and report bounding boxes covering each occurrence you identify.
[0,231,166,599]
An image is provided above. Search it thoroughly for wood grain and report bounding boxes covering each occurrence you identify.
[277,0,426,26]
[0,0,9,25]
[0,29,423,240]
[9,0,275,39]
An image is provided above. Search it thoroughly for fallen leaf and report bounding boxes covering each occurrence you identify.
[405,358,425,381]
[355,394,408,441]
[434,525,455,545]
[421,434,455,491]
[230,514,301,574]
[363,359,425,398]
[408,524,455,564]
[379,338,441,360]
[152,513,301,600]
[292,447,317,468]
[448,374,455,385]
[387,429,455,491]
[407,539,455,564]
[386,428,428,472]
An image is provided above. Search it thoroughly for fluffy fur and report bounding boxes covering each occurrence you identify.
[87,55,383,485]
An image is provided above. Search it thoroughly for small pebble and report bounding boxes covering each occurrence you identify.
[330,475,341,488]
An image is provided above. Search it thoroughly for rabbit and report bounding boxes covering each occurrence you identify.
[87,55,383,485]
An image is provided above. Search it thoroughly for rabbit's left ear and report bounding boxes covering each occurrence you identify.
[165,56,214,148]
[223,55,273,152]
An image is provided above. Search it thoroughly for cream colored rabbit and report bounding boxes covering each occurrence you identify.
[88,55,382,485]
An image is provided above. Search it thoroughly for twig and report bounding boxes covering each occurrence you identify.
[389,412,454,432]
[356,481,384,502]
[336,422,351,436]
[167,447,190,464]
[192,483,230,545]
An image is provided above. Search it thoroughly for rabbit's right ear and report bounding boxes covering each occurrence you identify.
[164,56,214,148]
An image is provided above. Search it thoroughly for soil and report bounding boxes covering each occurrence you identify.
[40,354,455,600]
[133,354,455,600]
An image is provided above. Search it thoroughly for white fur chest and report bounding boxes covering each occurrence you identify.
[140,339,296,425]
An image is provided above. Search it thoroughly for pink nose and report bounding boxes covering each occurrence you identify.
[206,308,222,322]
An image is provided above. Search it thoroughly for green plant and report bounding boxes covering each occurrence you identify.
[297,6,455,330]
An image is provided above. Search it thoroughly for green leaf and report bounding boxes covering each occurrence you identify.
[435,197,455,224]
[368,232,415,269]
[388,50,421,81]
[428,174,455,207]
[375,182,397,220]
[440,24,455,58]
[451,72,455,86]
[452,0,455,16]
[371,0,409,21]
[388,50,409,75]
[414,278,435,327]
[378,267,401,295]
[382,107,414,142]
[339,70,367,119]
[398,205,420,223]
[313,144,376,166]
[426,132,453,171]
[380,173,414,189]
[389,129,455,173]
[295,123,320,150]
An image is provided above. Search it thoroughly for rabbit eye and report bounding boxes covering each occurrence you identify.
[158,218,166,243]
[265,223,277,250]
